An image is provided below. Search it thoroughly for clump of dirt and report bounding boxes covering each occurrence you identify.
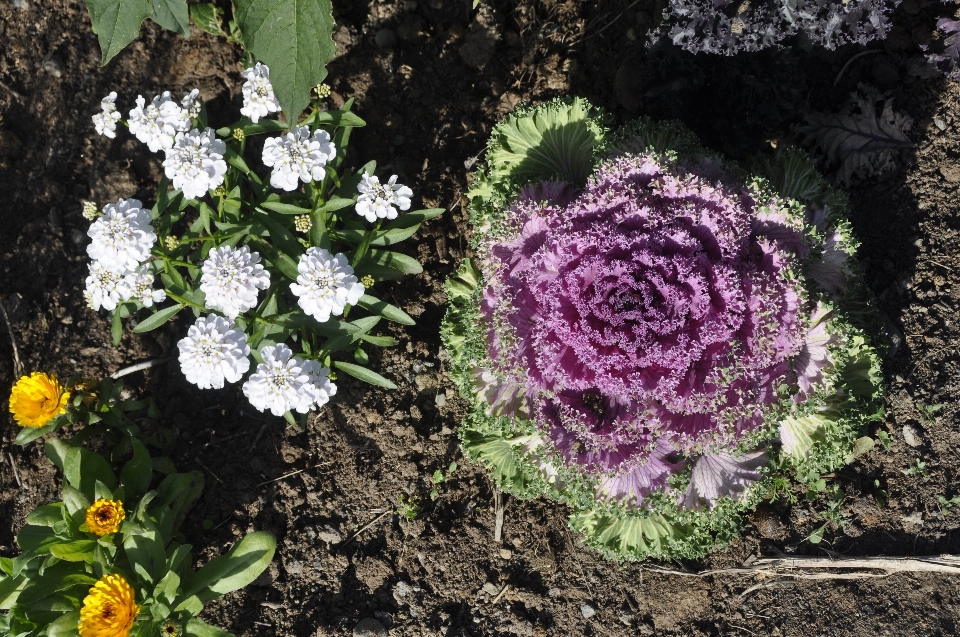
[4,1,960,635]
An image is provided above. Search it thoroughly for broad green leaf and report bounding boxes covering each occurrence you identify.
[365,249,422,275]
[184,531,276,600]
[808,523,826,544]
[189,3,224,35]
[64,447,117,499]
[0,572,27,610]
[26,504,64,528]
[315,196,355,214]
[154,570,181,605]
[383,208,446,230]
[185,617,234,637]
[357,294,415,326]
[314,109,366,129]
[155,471,205,529]
[133,304,183,333]
[150,0,190,36]
[49,540,97,563]
[62,486,91,528]
[47,610,81,637]
[111,308,123,346]
[14,415,64,445]
[779,414,832,462]
[121,438,153,499]
[85,0,153,65]
[570,510,692,560]
[233,0,337,119]
[175,595,205,615]
[332,361,397,389]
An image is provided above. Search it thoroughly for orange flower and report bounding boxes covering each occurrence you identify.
[78,573,140,637]
[9,372,70,428]
[85,499,125,536]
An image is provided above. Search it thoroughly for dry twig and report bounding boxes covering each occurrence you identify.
[493,487,505,542]
[7,451,22,488]
[0,295,23,377]
[341,510,391,547]
[111,357,173,379]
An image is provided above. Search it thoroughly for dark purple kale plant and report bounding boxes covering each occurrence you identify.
[921,17,960,79]
[659,0,901,54]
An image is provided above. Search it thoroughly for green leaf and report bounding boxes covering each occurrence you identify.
[357,294,415,325]
[184,531,276,601]
[332,361,397,389]
[133,304,183,333]
[49,540,97,563]
[175,595,205,616]
[315,196,355,214]
[154,570,181,605]
[314,109,366,129]
[155,471,205,529]
[62,486,91,529]
[570,510,692,561]
[779,414,832,462]
[85,0,153,65]
[150,0,191,36]
[233,0,337,119]
[224,147,251,174]
[121,438,153,499]
[64,447,118,500]
[26,504,64,528]
[111,308,123,346]
[14,416,64,445]
[254,209,305,263]
[47,610,81,637]
[364,249,422,275]
[808,523,827,544]
[184,617,235,637]
[260,201,312,215]
[189,3,224,35]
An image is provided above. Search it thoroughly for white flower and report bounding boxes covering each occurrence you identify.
[125,265,167,307]
[290,247,364,323]
[181,88,202,119]
[84,260,132,312]
[128,92,190,152]
[92,91,121,139]
[261,126,336,191]
[86,199,156,274]
[242,344,327,416]
[200,245,270,320]
[301,359,337,411]
[355,173,413,223]
[162,128,228,200]
[177,315,251,389]
[240,63,281,123]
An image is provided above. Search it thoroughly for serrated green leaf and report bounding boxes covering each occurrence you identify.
[133,304,183,333]
[234,0,337,119]
[151,0,191,36]
[779,414,832,462]
[85,0,153,65]
[570,510,691,560]
[332,361,397,389]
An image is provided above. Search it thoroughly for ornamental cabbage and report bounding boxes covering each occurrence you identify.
[442,98,884,560]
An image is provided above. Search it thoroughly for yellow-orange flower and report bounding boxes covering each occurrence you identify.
[78,573,140,637]
[9,372,70,428]
[85,499,125,536]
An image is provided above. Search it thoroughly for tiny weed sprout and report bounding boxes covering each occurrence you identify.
[442,98,885,560]
[0,434,275,637]
[86,65,442,422]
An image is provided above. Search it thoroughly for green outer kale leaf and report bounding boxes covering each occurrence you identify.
[233,0,337,120]
[85,0,154,65]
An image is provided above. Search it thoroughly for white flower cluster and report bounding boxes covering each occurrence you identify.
[83,199,166,311]
[162,128,228,200]
[262,126,336,191]
[177,315,251,389]
[128,91,195,152]
[242,344,336,416]
[290,247,365,323]
[240,63,282,123]
[92,92,121,139]
[355,173,413,222]
[200,245,271,320]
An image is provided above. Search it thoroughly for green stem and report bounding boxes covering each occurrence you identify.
[163,291,204,310]
[351,219,382,269]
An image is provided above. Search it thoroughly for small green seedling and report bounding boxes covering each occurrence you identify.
[876,429,891,451]
[396,495,423,520]
[939,495,960,514]
[902,458,929,477]
[429,462,458,501]
[917,403,943,427]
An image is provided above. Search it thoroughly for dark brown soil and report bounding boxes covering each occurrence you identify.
[4,0,960,635]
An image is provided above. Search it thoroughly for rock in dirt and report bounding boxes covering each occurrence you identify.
[353,618,387,637]
[902,424,921,447]
[940,164,960,183]
[393,581,412,601]
[317,525,342,543]
[580,604,596,619]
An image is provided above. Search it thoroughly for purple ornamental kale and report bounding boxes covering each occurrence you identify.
[664,0,900,55]
[922,18,960,80]
[478,155,817,507]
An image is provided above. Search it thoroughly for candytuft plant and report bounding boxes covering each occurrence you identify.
[442,97,884,560]
[0,436,275,637]
[85,65,441,422]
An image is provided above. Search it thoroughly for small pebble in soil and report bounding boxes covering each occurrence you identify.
[353,618,387,637]
[434,393,447,407]
[499,548,512,559]
[580,604,596,619]
[393,581,412,600]
[902,424,921,447]
[41,55,63,78]
[317,525,342,543]
[619,610,636,626]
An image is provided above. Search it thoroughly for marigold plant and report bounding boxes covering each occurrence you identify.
[442,98,884,559]
[78,573,139,637]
